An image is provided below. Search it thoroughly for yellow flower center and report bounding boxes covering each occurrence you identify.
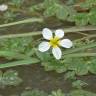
[49,36,60,48]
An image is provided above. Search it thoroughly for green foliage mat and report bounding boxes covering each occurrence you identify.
[0,70,22,87]
[36,40,96,75]
[11,89,96,96]
[0,0,96,26]
[0,37,96,76]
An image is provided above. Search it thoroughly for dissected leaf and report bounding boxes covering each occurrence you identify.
[0,70,22,87]
[49,89,65,96]
[64,57,88,75]
[9,0,24,7]
[89,8,96,25]
[0,58,40,69]
[80,0,96,9]
[21,89,47,96]
[74,13,89,26]
[89,57,96,74]
[70,90,96,96]
[44,0,59,8]
[56,5,69,20]
[72,80,88,89]
[65,71,76,80]
[44,4,58,17]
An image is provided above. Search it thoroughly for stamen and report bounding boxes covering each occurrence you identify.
[49,36,60,48]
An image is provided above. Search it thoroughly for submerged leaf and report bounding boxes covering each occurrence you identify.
[89,8,96,25]
[56,5,69,20]
[74,13,89,26]
[44,4,58,17]
[21,89,47,96]
[70,90,96,96]
[0,70,22,87]
[72,80,88,89]
[49,89,65,96]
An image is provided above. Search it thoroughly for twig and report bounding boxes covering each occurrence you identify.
[65,53,96,58]
[0,26,95,39]
[0,18,43,28]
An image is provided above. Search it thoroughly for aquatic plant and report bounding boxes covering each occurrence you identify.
[0,0,96,95]
[38,28,73,59]
[0,70,22,87]
[0,1,95,83]
[11,89,96,96]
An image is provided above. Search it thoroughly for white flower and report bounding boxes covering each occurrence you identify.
[38,28,73,60]
[0,4,8,11]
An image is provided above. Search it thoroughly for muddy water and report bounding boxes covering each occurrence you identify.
[0,64,96,96]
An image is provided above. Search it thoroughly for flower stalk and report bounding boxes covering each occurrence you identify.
[0,18,43,28]
[0,26,96,39]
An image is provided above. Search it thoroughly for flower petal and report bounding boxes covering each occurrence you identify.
[55,29,64,38]
[38,42,50,52]
[52,47,62,60]
[59,39,73,48]
[42,28,53,40]
[0,4,8,11]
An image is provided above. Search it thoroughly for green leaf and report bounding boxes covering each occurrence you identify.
[49,89,65,96]
[21,89,47,96]
[42,58,67,73]
[65,53,96,58]
[36,50,67,73]
[66,58,88,75]
[72,80,88,89]
[0,71,3,83]
[80,0,96,9]
[29,3,44,12]
[74,13,89,26]
[67,14,75,22]
[66,0,77,5]
[9,0,24,7]
[63,42,96,55]
[0,70,22,87]
[0,58,40,69]
[70,90,96,96]
[44,0,59,8]
[0,50,31,60]
[89,58,96,74]
[65,71,76,80]
[35,50,51,61]
[89,8,96,25]
[0,37,37,60]
[44,4,58,17]
[2,70,22,86]
[56,5,69,20]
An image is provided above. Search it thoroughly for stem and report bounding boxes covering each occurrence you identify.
[0,58,40,69]
[0,50,31,60]
[75,32,88,36]
[74,34,96,42]
[0,31,41,39]
[64,26,96,32]
[80,34,96,40]
[63,42,96,55]
[0,18,43,28]
[0,26,96,39]
[65,53,96,58]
